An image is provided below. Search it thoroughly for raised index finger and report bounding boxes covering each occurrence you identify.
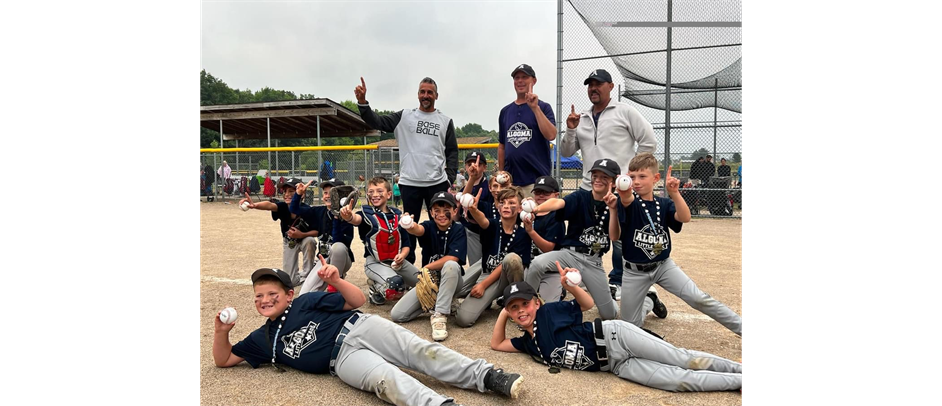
[667,165,672,179]
[571,104,575,114]
[360,77,366,87]
[556,260,564,274]
[319,254,328,267]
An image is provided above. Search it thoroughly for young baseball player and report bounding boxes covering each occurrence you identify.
[213,265,525,405]
[459,151,492,266]
[455,186,532,327]
[614,152,742,336]
[390,191,468,341]
[490,277,741,392]
[523,159,624,320]
[289,179,355,294]
[239,177,321,287]
[339,176,415,306]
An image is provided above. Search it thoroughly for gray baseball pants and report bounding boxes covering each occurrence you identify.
[283,236,318,287]
[455,256,516,327]
[390,260,462,321]
[465,228,482,266]
[297,243,352,295]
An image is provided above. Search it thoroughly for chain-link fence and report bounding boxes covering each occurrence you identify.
[559,0,742,217]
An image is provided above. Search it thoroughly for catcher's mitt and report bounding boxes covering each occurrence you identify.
[329,185,359,218]
[415,267,441,312]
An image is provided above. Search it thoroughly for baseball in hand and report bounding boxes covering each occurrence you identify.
[219,307,238,324]
[565,272,582,287]
[455,192,464,203]
[519,211,533,222]
[521,199,537,213]
[495,173,509,184]
[340,197,348,207]
[616,175,633,191]
[400,214,414,229]
[240,201,251,211]
[460,193,474,208]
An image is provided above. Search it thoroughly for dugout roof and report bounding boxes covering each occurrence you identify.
[200,98,381,140]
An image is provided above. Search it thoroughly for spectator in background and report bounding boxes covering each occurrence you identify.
[455,168,467,192]
[718,158,731,177]
[498,64,557,196]
[737,164,742,186]
[393,175,402,207]
[320,160,335,181]
[217,161,232,182]
[690,157,706,186]
[705,155,717,179]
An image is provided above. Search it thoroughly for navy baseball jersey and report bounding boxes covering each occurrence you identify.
[554,189,612,255]
[510,300,601,372]
[459,174,495,228]
[415,220,468,267]
[531,213,564,258]
[274,201,319,239]
[476,216,532,273]
[498,100,556,185]
[617,196,683,263]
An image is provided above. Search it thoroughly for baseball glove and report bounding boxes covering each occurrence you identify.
[329,185,359,218]
[415,267,440,312]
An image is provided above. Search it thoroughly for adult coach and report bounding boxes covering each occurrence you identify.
[498,64,557,195]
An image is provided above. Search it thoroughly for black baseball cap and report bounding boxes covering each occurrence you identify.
[583,69,613,85]
[465,151,487,165]
[502,281,537,308]
[589,158,620,178]
[319,178,345,189]
[511,63,536,78]
[429,191,457,208]
[532,176,560,193]
[251,268,294,290]
[278,177,304,190]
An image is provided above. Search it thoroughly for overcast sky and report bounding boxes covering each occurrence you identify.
[201,0,741,157]
[201,0,563,131]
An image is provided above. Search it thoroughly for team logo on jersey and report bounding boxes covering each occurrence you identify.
[633,224,668,260]
[550,340,594,370]
[507,122,532,148]
[485,252,505,271]
[578,227,609,252]
[281,321,319,359]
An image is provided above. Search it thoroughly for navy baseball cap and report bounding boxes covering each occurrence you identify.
[465,152,487,165]
[319,178,345,189]
[251,268,294,290]
[502,281,537,308]
[583,69,613,85]
[278,177,304,190]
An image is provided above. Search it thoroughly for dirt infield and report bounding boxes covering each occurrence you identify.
[200,200,742,406]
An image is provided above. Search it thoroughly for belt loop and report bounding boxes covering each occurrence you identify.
[593,318,610,372]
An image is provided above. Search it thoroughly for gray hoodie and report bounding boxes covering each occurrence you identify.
[359,104,458,187]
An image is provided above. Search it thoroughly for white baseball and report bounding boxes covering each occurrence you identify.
[240,201,251,211]
[219,307,238,324]
[496,173,509,184]
[455,192,464,203]
[519,211,533,222]
[565,272,582,287]
[521,199,537,213]
[460,193,474,208]
[340,197,348,207]
[400,214,414,229]
[616,175,633,191]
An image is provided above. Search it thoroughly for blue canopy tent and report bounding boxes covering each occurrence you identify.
[551,146,583,169]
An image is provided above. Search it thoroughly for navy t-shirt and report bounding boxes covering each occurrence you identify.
[459,174,494,230]
[416,220,468,267]
[459,198,500,234]
[499,101,556,185]
[531,213,564,258]
[230,292,355,374]
[555,189,613,255]
[472,216,532,273]
[617,196,683,263]
[510,300,600,372]
[273,201,318,239]
[329,216,356,263]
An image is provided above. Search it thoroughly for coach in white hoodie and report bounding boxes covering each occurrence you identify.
[559,69,666,317]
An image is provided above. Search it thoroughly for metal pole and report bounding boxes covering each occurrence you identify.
[317,116,322,182]
[555,0,563,180]
[267,117,271,173]
[364,135,368,183]
[275,139,279,177]
[618,84,621,102]
[291,151,295,177]
[713,78,718,158]
[219,120,224,201]
[663,0,673,197]
[235,140,239,175]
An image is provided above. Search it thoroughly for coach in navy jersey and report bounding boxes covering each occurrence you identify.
[498,64,557,196]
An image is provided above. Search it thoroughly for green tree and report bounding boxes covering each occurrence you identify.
[732,152,742,163]
[685,147,711,161]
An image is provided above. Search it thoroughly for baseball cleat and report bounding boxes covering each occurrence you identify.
[647,291,668,319]
[609,284,622,301]
[431,312,448,341]
[484,368,523,399]
[368,286,386,305]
